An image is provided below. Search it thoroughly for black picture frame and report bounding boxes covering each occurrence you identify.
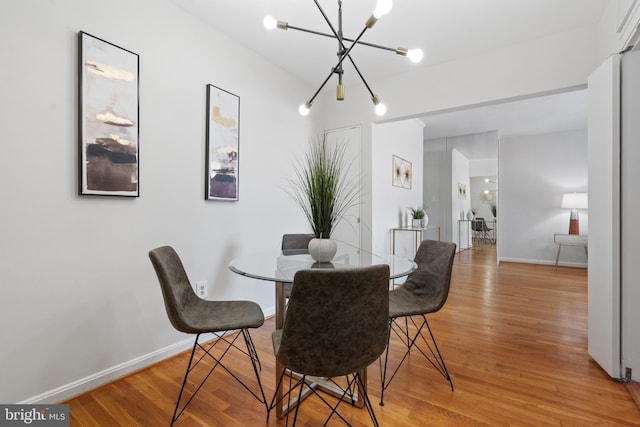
[78,31,140,197]
[205,84,240,201]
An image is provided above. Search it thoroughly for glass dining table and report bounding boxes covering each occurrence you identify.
[228,239,416,327]
[228,239,417,418]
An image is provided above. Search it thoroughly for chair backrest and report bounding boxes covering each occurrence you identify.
[276,264,390,378]
[148,246,201,334]
[471,220,482,231]
[402,240,457,312]
[281,234,314,254]
[475,217,491,231]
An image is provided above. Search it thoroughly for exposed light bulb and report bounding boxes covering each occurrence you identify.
[373,0,393,18]
[298,103,311,116]
[406,48,424,63]
[263,16,277,30]
[375,102,387,116]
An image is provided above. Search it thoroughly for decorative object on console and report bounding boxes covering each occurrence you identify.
[78,31,139,197]
[263,0,423,116]
[561,192,588,235]
[409,205,428,228]
[206,84,240,201]
[392,155,412,189]
[286,136,360,262]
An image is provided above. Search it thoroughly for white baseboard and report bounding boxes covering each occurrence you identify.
[21,305,278,405]
[20,336,196,404]
[498,257,587,268]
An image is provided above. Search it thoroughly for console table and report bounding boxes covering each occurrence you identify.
[391,225,441,256]
[554,233,588,269]
[391,225,440,286]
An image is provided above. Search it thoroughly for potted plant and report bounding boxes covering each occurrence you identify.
[409,205,427,228]
[287,136,360,262]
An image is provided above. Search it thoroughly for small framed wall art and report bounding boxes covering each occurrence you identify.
[205,84,240,201]
[392,155,412,189]
[458,182,467,199]
[78,31,140,197]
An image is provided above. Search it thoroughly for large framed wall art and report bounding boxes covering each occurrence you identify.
[78,31,140,197]
[205,84,240,201]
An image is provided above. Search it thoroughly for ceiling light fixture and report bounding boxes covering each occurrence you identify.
[264,0,423,116]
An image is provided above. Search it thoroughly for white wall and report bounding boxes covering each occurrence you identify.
[0,0,314,403]
[499,129,588,266]
[470,158,499,178]
[371,120,424,258]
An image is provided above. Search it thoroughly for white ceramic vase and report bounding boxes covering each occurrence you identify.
[411,214,429,229]
[308,238,338,262]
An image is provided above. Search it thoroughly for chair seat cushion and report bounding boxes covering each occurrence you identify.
[389,287,441,318]
[181,300,264,333]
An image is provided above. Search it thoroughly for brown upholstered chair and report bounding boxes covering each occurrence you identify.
[148,246,267,425]
[379,239,457,405]
[269,264,390,426]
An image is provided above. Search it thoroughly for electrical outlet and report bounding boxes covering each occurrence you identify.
[196,280,208,299]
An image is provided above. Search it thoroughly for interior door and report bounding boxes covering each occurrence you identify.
[587,55,622,378]
[621,49,640,381]
[324,125,362,249]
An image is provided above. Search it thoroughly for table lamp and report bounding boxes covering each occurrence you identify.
[561,193,588,235]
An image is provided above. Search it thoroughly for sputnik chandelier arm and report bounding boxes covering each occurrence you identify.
[263,0,423,116]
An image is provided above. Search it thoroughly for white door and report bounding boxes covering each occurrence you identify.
[621,49,640,381]
[324,126,362,249]
[587,55,622,378]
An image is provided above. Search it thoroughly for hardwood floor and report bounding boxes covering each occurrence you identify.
[64,246,640,426]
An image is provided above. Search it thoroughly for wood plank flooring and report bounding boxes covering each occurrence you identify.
[64,246,640,426]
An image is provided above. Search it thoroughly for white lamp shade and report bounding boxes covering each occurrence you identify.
[561,193,588,209]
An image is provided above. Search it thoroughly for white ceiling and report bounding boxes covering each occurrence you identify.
[170,0,604,155]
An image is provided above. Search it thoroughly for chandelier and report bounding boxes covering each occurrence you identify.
[264,0,423,116]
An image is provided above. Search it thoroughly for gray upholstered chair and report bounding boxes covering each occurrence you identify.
[269,264,390,426]
[280,234,314,298]
[148,246,267,425]
[379,239,457,406]
[472,217,494,244]
[476,217,495,243]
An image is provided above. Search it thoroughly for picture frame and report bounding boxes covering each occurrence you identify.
[205,84,240,201]
[78,31,140,197]
[458,182,467,199]
[392,155,412,189]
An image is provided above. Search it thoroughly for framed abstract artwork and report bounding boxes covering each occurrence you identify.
[78,31,139,197]
[392,155,412,189]
[205,84,240,201]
